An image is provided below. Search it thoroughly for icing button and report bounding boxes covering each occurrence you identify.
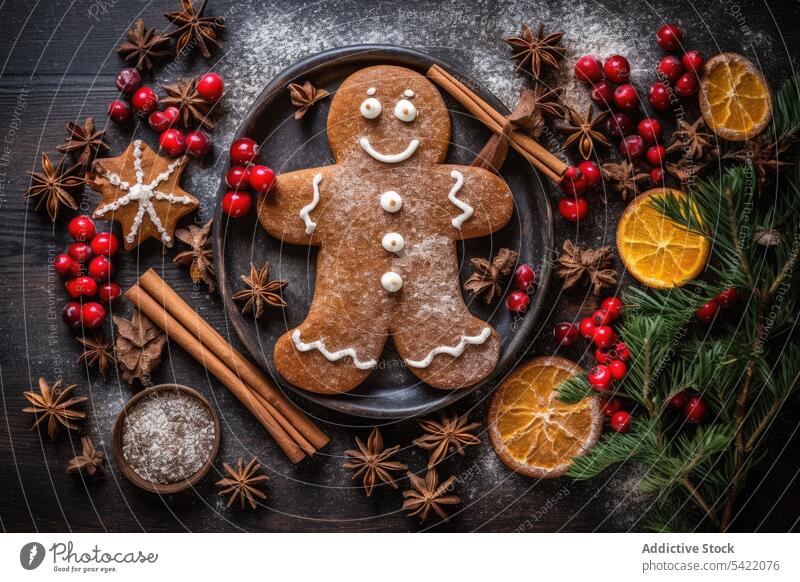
[381,271,403,293]
[380,191,403,213]
[382,232,405,253]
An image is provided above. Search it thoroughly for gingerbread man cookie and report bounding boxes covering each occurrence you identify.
[259,65,514,394]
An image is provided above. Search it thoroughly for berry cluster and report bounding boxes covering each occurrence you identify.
[221,138,276,218]
[669,390,708,424]
[108,68,224,158]
[55,216,122,330]
[557,160,600,221]
[650,24,703,111]
[505,263,536,314]
[695,287,739,324]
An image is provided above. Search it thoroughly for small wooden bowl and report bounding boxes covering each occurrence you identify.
[112,384,221,494]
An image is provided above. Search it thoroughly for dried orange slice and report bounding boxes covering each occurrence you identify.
[488,356,601,478]
[617,188,709,289]
[699,52,772,141]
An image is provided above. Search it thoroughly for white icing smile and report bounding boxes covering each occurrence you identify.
[359,137,419,163]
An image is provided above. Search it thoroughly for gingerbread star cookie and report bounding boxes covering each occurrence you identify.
[89,140,198,250]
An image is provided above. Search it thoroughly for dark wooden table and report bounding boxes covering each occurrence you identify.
[1,0,798,532]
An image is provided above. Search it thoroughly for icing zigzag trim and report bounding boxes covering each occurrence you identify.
[404,327,491,369]
[291,329,377,370]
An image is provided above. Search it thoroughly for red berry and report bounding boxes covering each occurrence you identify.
[620,134,645,159]
[607,111,633,139]
[592,309,613,326]
[646,145,667,166]
[554,322,580,347]
[610,410,631,433]
[88,255,113,281]
[513,264,535,291]
[650,168,664,183]
[162,106,181,127]
[506,290,530,314]
[669,390,689,410]
[603,55,631,84]
[186,130,213,157]
[66,276,97,299]
[107,100,132,124]
[68,241,93,263]
[648,82,672,111]
[589,80,615,108]
[613,83,639,111]
[637,118,663,143]
[657,55,684,83]
[614,341,631,361]
[115,67,142,94]
[579,317,596,338]
[226,166,251,189]
[159,128,186,157]
[715,287,739,308]
[97,282,122,303]
[588,365,612,391]
[593,325,617,348]
[560,166,588,196]
[656,23,683,51]
[53,254,77,278]
[683,396,707,424]
[682,50,704,74]
[578,161,602,186]
[609,359,628,380]
[601,297,623,320]
[67,215,96,241]
[575,55,603,83]
[230,138,259,165]
[221,190,253,218]
[696,299,720,324]
[90,232,119,257]
[248,165,277,194]
[131,86,158,116]
[675,73,699,97]
[558,196,588,222]
[148,110,173,133]
[81,302,106,329]
[601,397,622,416]
[197,72,225,102]
[62,302,83,328]
[595,347,612,364]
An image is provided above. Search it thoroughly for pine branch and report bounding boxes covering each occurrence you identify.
[766,73,800,139]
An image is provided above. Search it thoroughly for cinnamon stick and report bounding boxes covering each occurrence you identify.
[138,268,329,451]
[125,284,308,464]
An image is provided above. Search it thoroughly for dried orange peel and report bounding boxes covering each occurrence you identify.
[488,356,601,478]
[699,52,772,141]
[617,188,710,289]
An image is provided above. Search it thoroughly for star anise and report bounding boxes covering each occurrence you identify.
[24,153,84,222]
[288,81,330,120]
[343,427,408,497]
[667,118,715,159]
[233,261,288,319]
[726,134,794,185]
[67,436,105,477]
[160,78,213,129]
[602,160,650,201]
[173,219,215,291]
[463,248,519,304]
[665,154,715,184]
[75,334,116,381]
[506,85,563,137]
[413,413,481,469]
[556,239,618,296]
[401,469,461,523]
[113,311,167,385]
[22,378,87,440]
[117,18,172,72]
[560,106,610,160]
[164,0,225,59]
[505,23,566,79]
[56,117,109,169]
[216,457,268,510]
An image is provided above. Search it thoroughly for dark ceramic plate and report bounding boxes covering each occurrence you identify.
[214,45,553,419]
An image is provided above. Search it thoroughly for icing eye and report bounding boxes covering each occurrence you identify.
[394,99,417,122]
[360,97,382,119]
